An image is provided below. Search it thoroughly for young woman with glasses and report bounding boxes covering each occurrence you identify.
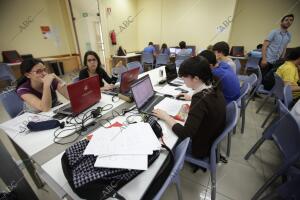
[16,58,69,112]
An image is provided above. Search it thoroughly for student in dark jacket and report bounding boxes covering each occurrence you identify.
[79,51,118,91]
[153,56,226,158]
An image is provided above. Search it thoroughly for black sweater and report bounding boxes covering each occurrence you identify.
[172,88,226,158]
[79,67,117,87]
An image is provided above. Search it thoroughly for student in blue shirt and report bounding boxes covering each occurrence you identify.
[143,42,156,56]
[160,43,170,56]
[199,50,240,103]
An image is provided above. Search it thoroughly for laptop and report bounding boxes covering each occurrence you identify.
[113,67,140,95]
[165,63,178,82]
[54,76,101,116]
[131,75,164,114]
[230,46,245,57]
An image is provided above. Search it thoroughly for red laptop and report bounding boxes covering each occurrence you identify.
[55,76,101,116]
[119,67,140,94]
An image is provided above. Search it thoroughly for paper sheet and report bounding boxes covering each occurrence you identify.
[154,97,190,116]
[94,154,148,170]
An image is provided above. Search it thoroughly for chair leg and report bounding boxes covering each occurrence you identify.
[216,145,220,163]
[256,95,270,114]
[227,132,231,157]
[261,106,276,128]
[241,107,246,134]
[244,137,266,160]
[233,126,236,134]
[251,173,281,200]
[175,176,183,200]
[211,171,217,200]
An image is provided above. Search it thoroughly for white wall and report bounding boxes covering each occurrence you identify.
[99,0,138,57]
[0,0,77,61]
[136,0,237,52]
[229,0,300,52]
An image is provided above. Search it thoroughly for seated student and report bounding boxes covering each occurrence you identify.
[177,41,192,56]
[143,42,156,56]
[212,41,236,73]
[248,44,263,58]
[153,56,226,158]
[199,50,240,103]
[160,43,170,56]
[16,58,69,113]
[79,51,119,91]
[276,47,300,100]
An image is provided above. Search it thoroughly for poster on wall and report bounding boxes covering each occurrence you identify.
[40,26,51,39]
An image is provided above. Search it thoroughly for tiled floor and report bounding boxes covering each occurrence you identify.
[0,74,281,200]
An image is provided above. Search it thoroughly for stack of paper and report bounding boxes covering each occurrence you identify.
[83,122,161,170]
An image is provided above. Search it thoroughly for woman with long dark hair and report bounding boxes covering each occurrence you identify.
[153,56,226,158]
[16,58,69,112]
[79,51,120,91]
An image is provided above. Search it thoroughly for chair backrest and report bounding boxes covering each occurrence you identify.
[243,73,258,89]
[245,56,260,69]
[210,101,238,169]
[272,100,300,162]
[141,52,154,64]
[127,61,143,74]
[0,63,16,82]
[234,59,242,74]
[175,55,189,61]
[72,76,79,83]
[273,73,285,100]
[0,90,24,118]
[175,60,184,68]
[237,82,251,106]
[153,138,190,200]
[156,54,169,66]
[283,85,293,110]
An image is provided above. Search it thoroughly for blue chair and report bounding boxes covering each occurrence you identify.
[283,85,293,110]
[175,55,190,61]
[0,63,16,83]
[175,60,184,68]
[244,74,258,107]
[141,52,154,69]
[262,173,300,200]
[234,59,242,75]
[155,54,169,68]
[260,74,284,128]
[127,61,143,74]
[245,100,300,200]
[185,101,238,200]
[237,82,251,134]
[0,89,24,118]
[72,76,79,83]
[153,138,190,200]
[245,56,260,71]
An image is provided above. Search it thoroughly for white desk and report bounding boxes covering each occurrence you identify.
[112,53,142,66]
[0,66,182,200]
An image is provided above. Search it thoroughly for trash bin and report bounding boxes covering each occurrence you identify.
[50,61,64,76]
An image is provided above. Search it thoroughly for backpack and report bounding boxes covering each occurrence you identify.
[61,139,161,200]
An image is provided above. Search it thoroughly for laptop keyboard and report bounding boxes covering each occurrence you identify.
[53,103,71,113]
[144,96,163,113]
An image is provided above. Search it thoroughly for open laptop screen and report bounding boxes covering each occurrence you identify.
[120,67,139,94]
[131,75,154,109]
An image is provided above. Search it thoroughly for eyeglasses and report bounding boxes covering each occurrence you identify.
[31,68,47,74]
[87,58,97,62]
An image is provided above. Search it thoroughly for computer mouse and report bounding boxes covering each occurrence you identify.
[176,94,185,100]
